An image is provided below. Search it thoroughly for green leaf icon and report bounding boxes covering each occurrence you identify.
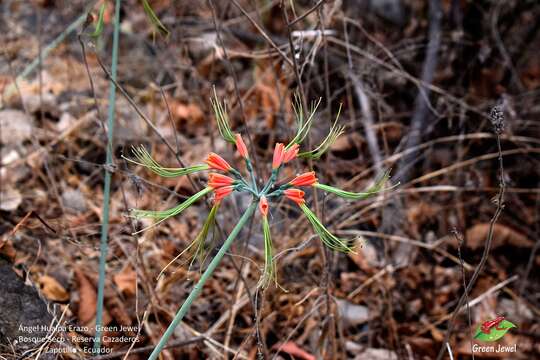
[473,320,517,342]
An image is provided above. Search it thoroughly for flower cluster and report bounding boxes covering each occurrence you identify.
[124,93,396,288]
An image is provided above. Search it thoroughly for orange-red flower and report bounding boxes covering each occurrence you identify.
[284,188,305,205]
[214,185,234,202]
[259,195,269,217]
[272,143,285,169]
[289,171,317,187]
[208,173,234,188]
[235,134,249,159]
[283,144,299,163]
[206,152,232,171]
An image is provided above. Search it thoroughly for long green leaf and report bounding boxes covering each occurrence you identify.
[287,97,322,150]
[299,104,344,159]
[258,216,276,288]
[210,87,236,144]
[141,0,170,37]
[90,3,106,38]
[300,204,353,252]
[157,202,220,280]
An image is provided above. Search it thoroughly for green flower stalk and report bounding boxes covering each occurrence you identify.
[189,201,220,266]
[210,87,236,144]
[130,187,212,234]
[158,202,220,280]
[258,196,276,289]
[287,95,322,150]
[128,93,397,360]
[123,145,208,177]
[314,169,397,200]
[141,0,170,38]
[300,203,354,252]
[299,104,345,159]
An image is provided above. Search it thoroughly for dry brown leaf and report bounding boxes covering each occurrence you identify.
[0,237,16,261]
[38,275,70,302]
[74,268,98,324]
[173,102,204,124]
[105,292,134,333]
[113,265,137,296]
[245,62,292,129]
[466,223,534,250]
[273,341,315,360]
[330,132,363,152]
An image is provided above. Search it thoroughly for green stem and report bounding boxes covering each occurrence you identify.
[246,159,259,192]
[230,168,252,189]
[261,168,279,194]
[148,202,257,360]
[94,0,121,351]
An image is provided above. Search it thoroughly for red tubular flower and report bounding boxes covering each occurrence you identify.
[289,171,317,187]
[208,173,234,188]
[283,144,299,163]
[214,185,234,202]
[284,188,305,205]
[272,143,285,169]
[206,152,232,171]
[259,195,269,217]
[235,133,249,159]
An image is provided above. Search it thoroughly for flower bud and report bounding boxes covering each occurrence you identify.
[284,188,305,205]
[272,143,285,169]
[208,173,235,188]
[205,152,232,171]
[259,195,269,217]
[289,171,317,187]
[235,133,249,159]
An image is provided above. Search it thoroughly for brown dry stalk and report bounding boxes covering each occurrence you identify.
[435,106,506,359]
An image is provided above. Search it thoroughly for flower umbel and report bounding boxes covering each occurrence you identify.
[128,95,396,290]
[136,94,399,360]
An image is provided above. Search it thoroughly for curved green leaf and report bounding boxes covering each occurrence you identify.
[90,3,106,38]
[141,0,170,38]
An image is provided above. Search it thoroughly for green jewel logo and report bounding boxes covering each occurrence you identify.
[473,316,517,342]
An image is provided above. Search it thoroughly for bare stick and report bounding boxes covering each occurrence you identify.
[453,228,475,360]
[349,74,382,173]
[395,0,442,183]
[289,0,326,26]
[230,0,293,67]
